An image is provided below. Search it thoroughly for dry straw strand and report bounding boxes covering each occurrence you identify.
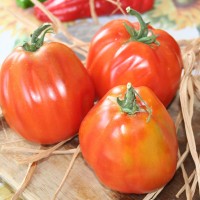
[1,146,78,155]
[89,0,99,23]
[16,137,74,164]
[191,169,198,198]
[176,170,196,198]
[179,149,192,199]
[52,145,81,200]
[11,162,37,200]
[106,0,126,15]
[179,51,200,194]
[176,155,200,198]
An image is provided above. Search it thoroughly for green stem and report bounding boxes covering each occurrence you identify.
[117,83,152,122]
[125,7,159,45]
[22,23,53,52]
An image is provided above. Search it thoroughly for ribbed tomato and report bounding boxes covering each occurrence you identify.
[79,83,178,193]
[86,8,183,107]
[0,24,95,144]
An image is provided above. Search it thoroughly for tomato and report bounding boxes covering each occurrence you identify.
[0,24,95,144]
[79,83,178,194]
[86,7,183,107]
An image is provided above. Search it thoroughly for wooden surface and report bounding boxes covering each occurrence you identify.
[0,95,199,200]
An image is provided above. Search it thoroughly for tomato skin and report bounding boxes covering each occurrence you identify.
[0,42,95,144]
[86,19,183,107]
[79,85,178,193]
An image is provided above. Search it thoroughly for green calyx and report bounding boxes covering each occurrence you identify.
[117,83,152,122]
[125,7,159,45]
[22,23,53,52]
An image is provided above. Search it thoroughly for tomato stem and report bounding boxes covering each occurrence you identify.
[125,7,159,45]
[22,23,53,52]
[117,83,152,122]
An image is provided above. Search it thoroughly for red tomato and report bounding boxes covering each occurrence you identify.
[79,83,178,194]
[86,8,183,107]
[0,24,95,144]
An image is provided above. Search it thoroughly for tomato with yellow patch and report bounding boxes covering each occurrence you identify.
[79,83,178,193]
